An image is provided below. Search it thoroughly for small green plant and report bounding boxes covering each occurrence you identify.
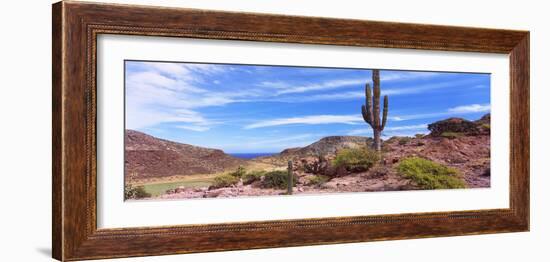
[307,175,330,187]
[397,157,466,189]
[242,171,266,185]
[333,147,380,173]
[124,184,151,200]
[229,165,246,178]
[481,123,491,131]
[440,132,464,139]
[212,173,239,188]
[261,170,297,189]
[415,134,425,139]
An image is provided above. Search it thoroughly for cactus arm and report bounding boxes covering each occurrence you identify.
[361,105,372,126]
[372,70,381,129]
[364,83,373,125]
[381,95,388,130]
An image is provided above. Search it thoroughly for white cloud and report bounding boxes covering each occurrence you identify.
[125,62,234,130]
[347,124,428,136]
[386,124,429,131]
[149,62,193,77]
[448,104,491,113]
[245,134,314,145]
[275,79,367,95]
[205,133,322,153]
[387,104,490,123]
[263,70,441,96]
[379,71,440,82]
[274,78,480,103]
[176,125,211,132]
[259,81,289,89]
[244,115,363,129]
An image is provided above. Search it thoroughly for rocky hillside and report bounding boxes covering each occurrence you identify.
[255,114,491,188]
[125,130,245,179]
[428,113,490,136]
[254,136,372,166]
[282,136,372,156]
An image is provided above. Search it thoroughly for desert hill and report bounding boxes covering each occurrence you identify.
[125,130,245,179]
[282,136,373,156]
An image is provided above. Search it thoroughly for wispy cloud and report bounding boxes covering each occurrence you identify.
[390,103,490,122]
[448,104,490,114]
[244,115,363,129]
[244,134,315,145]
[347,124,428,136]
[207,134,321,153]
[261,71,442,96]
[272,78,483,103]
[176,125,211,132]
[274,79,367,95]
[125,62,236,130]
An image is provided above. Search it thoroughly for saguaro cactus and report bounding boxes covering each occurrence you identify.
[287,161,293,195]
[361,69,388,151]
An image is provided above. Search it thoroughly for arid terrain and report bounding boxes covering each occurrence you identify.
[125,114,490,200]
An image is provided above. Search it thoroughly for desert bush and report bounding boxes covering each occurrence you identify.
[398,137,412,145]
[415,134,425,139]
[124,184,151,200]
[212,173,239,188]
[333,147,380,173]
[228,165,246,178]
[440,132,464,139]
[302,155,329,174]
[261,170,297,189]
[397,157,466,189]
[242,170,266,185]
[481,123,491,131]
[307,175,330,187]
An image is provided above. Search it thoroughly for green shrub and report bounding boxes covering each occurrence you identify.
[261,170,297,189]
[124,184,151,200]
[398,137,412,145]
[415,134,425,139]
[385,136,399,144]
[481,123,491,131]
[333,147,380,173]
[307,175,330,187]
[440,132,464,139]
[212,173,239,188]
[242,171,266,185]
[397,157,466,189]
[229,166,246,178]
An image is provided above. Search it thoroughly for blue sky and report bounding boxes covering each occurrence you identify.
[125,61,490,153]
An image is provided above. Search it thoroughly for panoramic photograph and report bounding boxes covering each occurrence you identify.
[123,60,491,201]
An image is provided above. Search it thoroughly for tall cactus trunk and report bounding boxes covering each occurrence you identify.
[361,69,388,152]
[373,129,381,151]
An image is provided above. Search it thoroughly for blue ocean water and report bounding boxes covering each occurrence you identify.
[228,153,276,159]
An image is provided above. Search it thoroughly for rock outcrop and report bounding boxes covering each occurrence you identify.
[427,117,479,136]
[428,114,490,137]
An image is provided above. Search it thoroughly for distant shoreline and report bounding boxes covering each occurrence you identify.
[228,153,277,159]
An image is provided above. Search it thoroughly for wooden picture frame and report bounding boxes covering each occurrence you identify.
[52,1,529,261]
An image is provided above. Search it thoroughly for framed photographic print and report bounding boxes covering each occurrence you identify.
[52,1,529,261]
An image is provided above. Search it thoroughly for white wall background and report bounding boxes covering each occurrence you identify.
[0,0,546,261]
